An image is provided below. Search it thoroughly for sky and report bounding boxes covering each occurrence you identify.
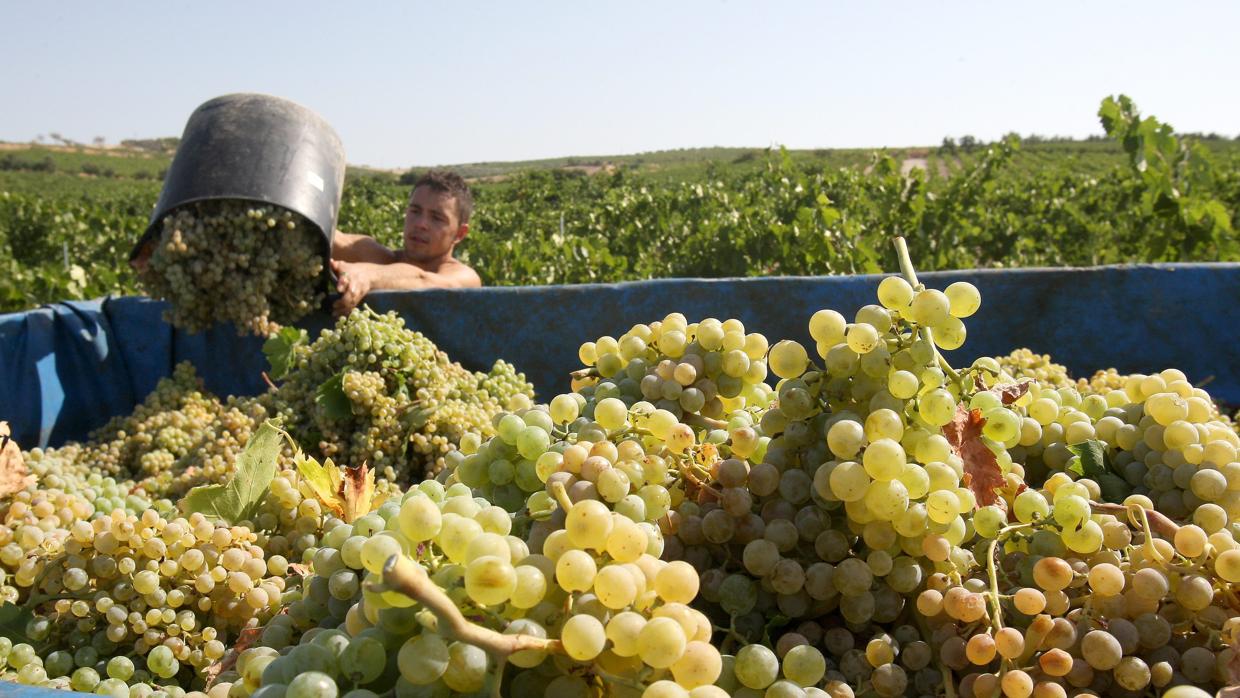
[3,1,1238,169]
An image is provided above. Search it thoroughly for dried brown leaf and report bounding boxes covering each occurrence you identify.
[342,462,387,523]
[993,379,1033,405]
[942,405,1005,507]
[0,422,35,497]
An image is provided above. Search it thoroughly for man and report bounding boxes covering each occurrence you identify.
[331,169,481,315]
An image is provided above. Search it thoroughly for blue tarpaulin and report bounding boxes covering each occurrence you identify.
[2,264,1238,450]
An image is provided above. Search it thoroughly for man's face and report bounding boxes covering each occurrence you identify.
[403,186,466,263]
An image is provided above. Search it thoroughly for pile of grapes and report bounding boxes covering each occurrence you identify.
[267,308,535,482]
[23,362,277,513]
[4,246,1239,698]
[136,201,329,336]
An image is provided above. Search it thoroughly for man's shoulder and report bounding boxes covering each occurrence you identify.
[444,258,482,287]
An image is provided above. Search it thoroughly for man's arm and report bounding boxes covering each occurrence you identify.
[331,231,399,264]
[368,260,481,290]
[331,259,481,316]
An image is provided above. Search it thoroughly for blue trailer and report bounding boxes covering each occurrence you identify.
[3,264,1238,451]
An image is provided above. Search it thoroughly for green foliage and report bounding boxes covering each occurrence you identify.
[262,327,308,380]
[180,421,284,524]
[314,372,352,420]
[1067,439,1131,503]
[1099,94,1236,259]
[1,97,1237,314]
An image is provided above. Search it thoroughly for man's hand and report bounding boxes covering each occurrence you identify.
[332,259,374,317]
[130,239,153,274]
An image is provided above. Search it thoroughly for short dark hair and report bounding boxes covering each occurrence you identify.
[412,170,474,225]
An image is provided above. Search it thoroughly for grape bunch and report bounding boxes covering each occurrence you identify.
[993,348,1075,390]
[23,362,274,507]
[574,313,777,420]
[451,312,780,514]
[219,473,720,698]
[269,308,533,482]
[137,200,327,336]
[0,490,290,694]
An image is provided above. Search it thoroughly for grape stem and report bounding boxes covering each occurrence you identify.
[684,413,728,431]
[376,554,564,698]
[1088,501,1179,541]
[892,236,963,388]
[985,522,1033,635]
[549,479,575,513]
[675,453,721,502]
[595,667,653,692]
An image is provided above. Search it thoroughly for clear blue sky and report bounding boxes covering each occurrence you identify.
[3,1,1237,169]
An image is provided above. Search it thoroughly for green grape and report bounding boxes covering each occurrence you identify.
[594,398,629,431]
[933,316,967,350]
[973,505,1005,538]
[287,671,338,698]
[909,289,950,326]
[360,534,404,574]
[338,636,385,685]
[637,617,687,669]
[1051,494,1090,527]
[671,641,724,688]
[918,389,956,427]
[464,556,517,606]
[846,323,881,355]
[442,641,487,693]
[827,420,866,459]
[862,438,905,481]
[106,656,134,681]
[562,614,607,661]
[769,341,809,379]
[782,645,826,686]
[1062,519,1103,554]
[1013,489,1049,523]
[397,634,449,685]
[550,394,580,424]
[944,281,981,318]
[734,644,779,690]
[70,666,101,692]
[981,407,1019,442]
[95,678,130,697]
[876,276,914,310]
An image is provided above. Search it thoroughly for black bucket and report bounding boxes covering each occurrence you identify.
[130,93,346,267]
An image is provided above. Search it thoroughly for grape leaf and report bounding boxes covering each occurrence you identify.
[762,614,791,647]
[1067,440,1131,503]
[942,405,1005,508]
[994,379,1033,405]
[1066,440,1107,478]
[316,371,352,420]
[262,326,307,381]
[343,463,388,523]
[0,602,35,645]
[296,454,388,523]
[296,454,343,518]
[182,421,283,524]
[0,422,35,497]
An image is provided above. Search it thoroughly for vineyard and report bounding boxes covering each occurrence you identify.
[1,97,1238,313]
[3,94,1240,698]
